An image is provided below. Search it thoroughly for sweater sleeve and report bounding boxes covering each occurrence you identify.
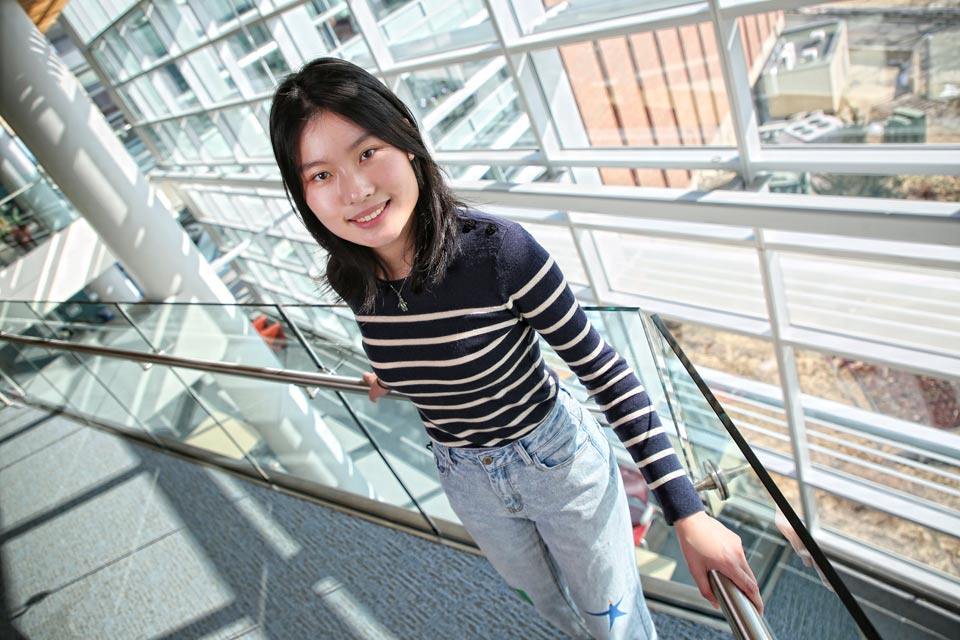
[497,223,704,524]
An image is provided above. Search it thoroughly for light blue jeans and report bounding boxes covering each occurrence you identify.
[432,386,657,640]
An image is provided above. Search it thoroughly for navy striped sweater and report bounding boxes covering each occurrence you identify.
[349,210,703,524]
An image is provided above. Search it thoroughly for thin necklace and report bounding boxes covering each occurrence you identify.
[389,275,409,312]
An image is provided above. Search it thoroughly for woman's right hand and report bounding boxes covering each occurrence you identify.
[362,371,390,403]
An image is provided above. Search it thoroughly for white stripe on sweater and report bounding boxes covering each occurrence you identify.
[510,256,554,300]
[356,303,509,323]
[540,302,577,336]
[621,426,666,448]
[363,318,517,347]
[587,367,633,396]
[610,405,655,428]
[567,338,605,368]
[636,448,674,468]
[596,387,645,412]
[413,359,542,410]
[520,279,567,319]
[647,469,686,490]
[382,328,533,387]
[553,320,592,352]
[430,372,550,427]
[369,329,511,369]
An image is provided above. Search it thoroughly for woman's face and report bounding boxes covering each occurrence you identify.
[297,111,419,275]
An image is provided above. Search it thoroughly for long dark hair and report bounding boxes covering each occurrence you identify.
[269,57,462,311]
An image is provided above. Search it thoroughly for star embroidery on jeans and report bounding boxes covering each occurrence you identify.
[587,596,627,631]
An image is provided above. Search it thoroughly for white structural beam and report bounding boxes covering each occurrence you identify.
[451,181,960,246]
[149,172,960,246]
[757,147,960,177]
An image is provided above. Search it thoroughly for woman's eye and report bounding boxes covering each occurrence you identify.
[360,148,375,161]
[313,171,330,182]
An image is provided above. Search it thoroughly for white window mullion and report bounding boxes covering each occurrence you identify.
[709,2,761,183]
[345,0,393,72]
[756,227,819,529]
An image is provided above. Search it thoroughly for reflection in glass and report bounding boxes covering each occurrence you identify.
[221,107,272,158]
[0,181,79,267]
[184,48,241,105]
[534,0,697,34]
[306,2,363,51]
[186,114,233,160]
[379,0,494,62]
[122,8,172,67]
[402,58,534,151]
[154,0,206,51]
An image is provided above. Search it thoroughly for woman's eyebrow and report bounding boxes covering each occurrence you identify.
[300,133,375,173]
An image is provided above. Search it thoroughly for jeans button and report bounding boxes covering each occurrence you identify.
[483,456,493,465]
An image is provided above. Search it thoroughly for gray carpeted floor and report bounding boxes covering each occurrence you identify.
[0,403,730,639]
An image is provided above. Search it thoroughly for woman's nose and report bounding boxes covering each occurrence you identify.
[339,170,372,205]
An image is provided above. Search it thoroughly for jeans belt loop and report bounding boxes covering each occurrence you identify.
[513,439,533,465]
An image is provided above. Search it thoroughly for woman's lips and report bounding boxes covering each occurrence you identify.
[350,200,389,227]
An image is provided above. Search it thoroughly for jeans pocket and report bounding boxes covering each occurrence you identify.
[529,416,588,471]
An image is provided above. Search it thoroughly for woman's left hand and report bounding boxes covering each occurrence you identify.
[674,510,763,614]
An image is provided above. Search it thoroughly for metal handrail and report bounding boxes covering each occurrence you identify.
[0,331,373,394]
[709,571,774,640]
[0,328,776,639]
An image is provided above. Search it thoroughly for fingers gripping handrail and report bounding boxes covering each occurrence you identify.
[709,571,774,640]
[0,331,376,394]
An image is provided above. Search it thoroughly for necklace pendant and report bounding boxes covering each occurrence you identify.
[397,295,409,312]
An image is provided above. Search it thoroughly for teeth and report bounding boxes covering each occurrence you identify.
[354,203,386,223]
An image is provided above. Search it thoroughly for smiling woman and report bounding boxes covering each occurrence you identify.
[269,57,762,640]
[297,112,420,280]
[269,57,462,312]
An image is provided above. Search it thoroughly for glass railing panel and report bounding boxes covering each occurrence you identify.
[286,305,458,528]
[27,299,151,351]
[0,170,80,268]
[0,301,80,410]
[18,309,149,436]
[280,305,366,375]
[178,367,434,531]
[0,339,73,410]
[23,300,243,438]
[647,314,880,639]
[115,302,321,373]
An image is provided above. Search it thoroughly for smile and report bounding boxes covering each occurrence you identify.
[352,201,388,224]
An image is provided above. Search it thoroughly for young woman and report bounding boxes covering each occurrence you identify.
[270,57,762,639]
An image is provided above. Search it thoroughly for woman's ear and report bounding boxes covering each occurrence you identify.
[408,152,414,161]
